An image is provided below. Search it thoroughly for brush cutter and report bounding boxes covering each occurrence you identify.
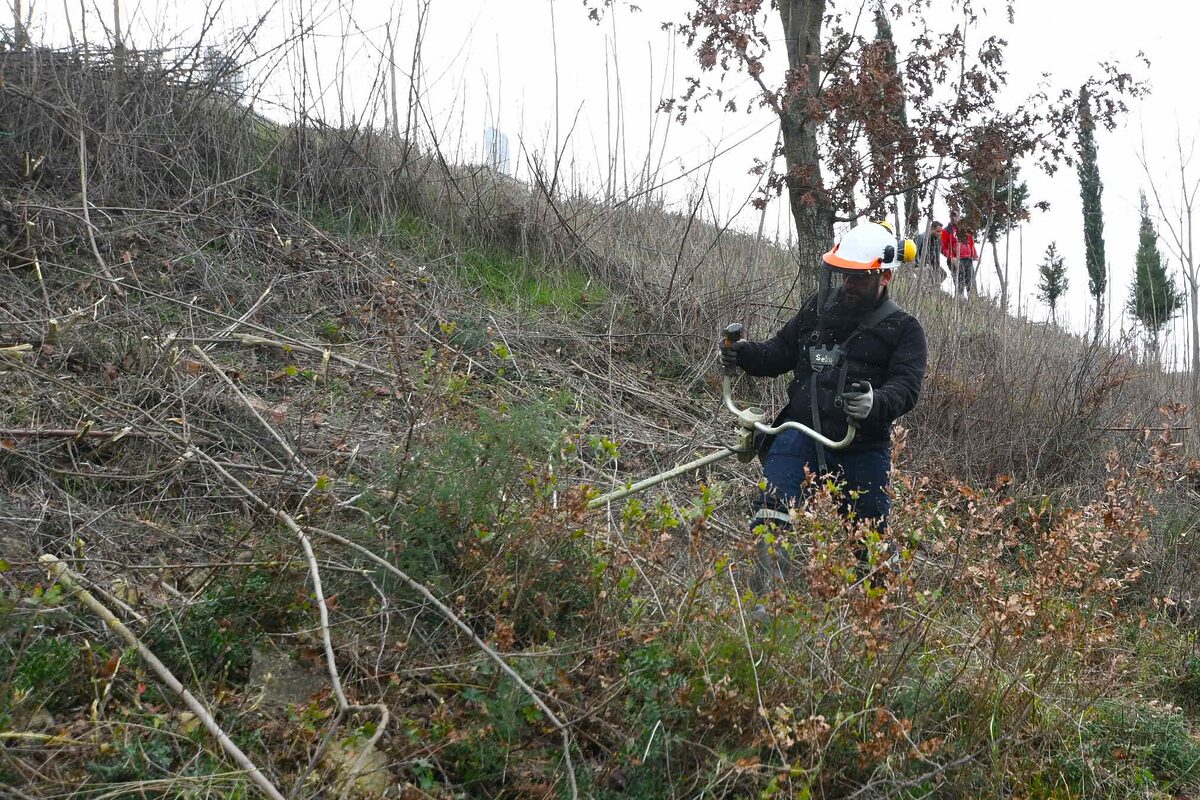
[586,323,865,509]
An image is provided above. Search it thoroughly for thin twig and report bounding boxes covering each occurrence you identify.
[76,124,124,296]
[174,442,579,799]
[161,434,389,797]
[191,345,319,482]
[0,427,145,440]
[726,564,782,757]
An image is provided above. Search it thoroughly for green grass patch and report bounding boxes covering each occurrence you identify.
[306,203,438,252]
[1053,699,1200,794]
[457,245,603,313]
[304,201,604,314]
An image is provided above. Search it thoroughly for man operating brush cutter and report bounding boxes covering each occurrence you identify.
[721,221,928,596]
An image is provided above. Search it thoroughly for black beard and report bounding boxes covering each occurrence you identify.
[821,288,880,333]
[842,287,877,312]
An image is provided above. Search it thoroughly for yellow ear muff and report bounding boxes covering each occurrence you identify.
[902,239,917,263]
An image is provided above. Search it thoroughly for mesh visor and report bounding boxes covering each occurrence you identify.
[817,265,883,315]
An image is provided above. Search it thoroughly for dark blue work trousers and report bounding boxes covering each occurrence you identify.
[751,428,892,593]
[758,428,892,533]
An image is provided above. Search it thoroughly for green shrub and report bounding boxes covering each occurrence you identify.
[368,399,602,645]
[7,636,95,713]
[86,730,175,783]
[143,568,301,688]
[382,403,563,584]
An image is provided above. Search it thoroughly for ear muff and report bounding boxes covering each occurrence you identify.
[883,245,895,263]
[902,239,917,263]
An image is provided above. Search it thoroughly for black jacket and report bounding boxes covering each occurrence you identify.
[735,290,927,453]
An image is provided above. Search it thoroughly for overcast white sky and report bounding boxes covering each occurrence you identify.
[19,0,1200,366]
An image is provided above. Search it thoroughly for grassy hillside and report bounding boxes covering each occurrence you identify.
[2,44,1200,799]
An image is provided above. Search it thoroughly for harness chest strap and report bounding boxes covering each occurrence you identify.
[836,297,899,397]
[807,298,900,470]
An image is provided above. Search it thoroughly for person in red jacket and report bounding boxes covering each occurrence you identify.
[940,210,978,298]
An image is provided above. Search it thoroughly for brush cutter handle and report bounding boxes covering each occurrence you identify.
[721,323,744,378]
[722,374,857,450]
[751,415,857,449]
[834,380,872,410]
[587,330,854,509]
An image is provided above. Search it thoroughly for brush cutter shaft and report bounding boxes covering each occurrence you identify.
[586,446,739,508]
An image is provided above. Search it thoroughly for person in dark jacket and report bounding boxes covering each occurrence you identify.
[915,220,945,285]
[720,221,928,589]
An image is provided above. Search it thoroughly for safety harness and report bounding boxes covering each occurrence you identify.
[751,297,901,529]
[805,297,900,472]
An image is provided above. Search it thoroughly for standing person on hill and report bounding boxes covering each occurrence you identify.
[915,220,945,286]
[941,210,978,298]
[720,221,929,596]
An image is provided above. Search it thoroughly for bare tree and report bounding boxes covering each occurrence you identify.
[1138,125,1200,415]
[386,20,399,139]
[589,1,1145,278]
[12,0,30,49]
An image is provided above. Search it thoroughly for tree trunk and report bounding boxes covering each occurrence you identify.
[991,238,1007,312]
[13,0,28,50]
[777,0,833,274]
[903,186,920,236]
[113,0,124,75]
[387,21,400,140]
[1190,280,1200,414]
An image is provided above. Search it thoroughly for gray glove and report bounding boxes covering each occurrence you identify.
[839,381,874,421]
[720,339,751,372]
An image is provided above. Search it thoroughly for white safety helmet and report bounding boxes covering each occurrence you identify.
[822,220,917,273]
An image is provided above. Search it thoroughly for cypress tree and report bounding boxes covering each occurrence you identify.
[1128,191,1183,362]
[1077,86,1107,341]
[1037,242,1069,324]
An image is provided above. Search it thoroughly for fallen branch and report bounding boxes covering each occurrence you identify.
[0,344,33,359]
[0,783,40,800]
[39,555,285,800]
[143,389,388,797]
[76,126,125,297]
[230,333,387,381]
[308,524,581,800]
[1101,426,1191,432]
[212,280,276,342]
[0,731,94,747]
[0,427,146,440]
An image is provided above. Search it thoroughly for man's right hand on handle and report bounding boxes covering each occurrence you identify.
[720,339,750,372]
